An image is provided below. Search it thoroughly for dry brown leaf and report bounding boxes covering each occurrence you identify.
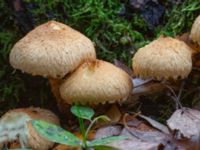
[105,104,122,123]
[167,107,200,139]
[121,113,155,132]
[120,128,171,146]
[139,114,170,134]
[118,114,186,149]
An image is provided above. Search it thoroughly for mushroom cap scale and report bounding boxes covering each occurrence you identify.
[132,36,192,80]
[9,20,96,78]
[60,60,133,105]
[190,15,200,46]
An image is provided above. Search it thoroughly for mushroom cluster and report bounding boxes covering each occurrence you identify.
[4,20,133,149]
[4,15,199,149]
[9,20,133,112]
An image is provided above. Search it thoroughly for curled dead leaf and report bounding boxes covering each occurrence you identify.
[167,107,200,139]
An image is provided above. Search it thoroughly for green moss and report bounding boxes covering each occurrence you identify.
[157,0,200,37]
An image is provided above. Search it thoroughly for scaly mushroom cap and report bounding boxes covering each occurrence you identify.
[9,20,96,78]
[132,36,192,80]
[60,60,133,105]
[0,107,59,150]
[190,15,200,46]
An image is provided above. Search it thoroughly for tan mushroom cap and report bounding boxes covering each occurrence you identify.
[9,20,96,78]
[190,15,200,45]
[0,107,59,150]
[60,60,133,105]
[132,36,192,80]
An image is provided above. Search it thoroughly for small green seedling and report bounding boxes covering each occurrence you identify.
[31,105,127,150]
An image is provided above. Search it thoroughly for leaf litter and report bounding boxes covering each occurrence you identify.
[101,59,200,149]
[94,108,200,150]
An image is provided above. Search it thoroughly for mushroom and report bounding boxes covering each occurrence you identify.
[132,36,192,80]
[0,107,59,150]
[9,20,96,113]
[9,20,96,78]
[190,15,200,46]
[132,36,192,108]
[59,60,133,105]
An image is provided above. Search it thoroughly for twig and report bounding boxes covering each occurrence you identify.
[164,82,184,109]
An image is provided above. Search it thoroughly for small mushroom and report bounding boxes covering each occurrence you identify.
[190,15,200,46]
[132,36,192,80]
[59,60,133,105]
[0,107,59,150]
[9,20,96,78]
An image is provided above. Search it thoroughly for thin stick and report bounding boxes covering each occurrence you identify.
[164,83,183,109]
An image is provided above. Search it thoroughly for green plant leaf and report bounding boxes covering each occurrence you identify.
[71,105,94,120]
[93,145,120,150]
[88,136,128,147]
[31,120,81,146]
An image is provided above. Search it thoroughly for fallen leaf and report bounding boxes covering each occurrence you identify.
[121,127,171,145]
[139,114,170,134]
[122,123,188,149]
[167,107,200,139]
[105,105,122,124]
[107,138,160,150]
[95,125,122,139]
[119,113,186,149]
